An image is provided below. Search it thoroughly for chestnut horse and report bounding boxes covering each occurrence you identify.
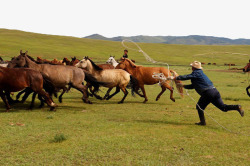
[75,57,138,103]
[116,58,183,103]
[0,66,56,111]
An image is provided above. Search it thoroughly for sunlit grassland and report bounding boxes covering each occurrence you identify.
[0,29,249,165]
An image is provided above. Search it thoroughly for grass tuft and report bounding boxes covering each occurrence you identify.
[51,133,67,143]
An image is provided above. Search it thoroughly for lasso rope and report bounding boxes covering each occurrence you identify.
[122,39,249,136]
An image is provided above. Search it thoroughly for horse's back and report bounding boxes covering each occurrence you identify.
[98,69,130,86]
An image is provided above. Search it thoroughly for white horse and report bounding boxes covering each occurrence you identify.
[75,57,138,103]
[106,56,119,68]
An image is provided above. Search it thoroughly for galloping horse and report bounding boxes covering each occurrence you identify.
[116,58,183,103]
[75,57,138,103]
[106,56,119,68]
[8,51,108,104]
[0,66,56,111]
[243,60,250,97]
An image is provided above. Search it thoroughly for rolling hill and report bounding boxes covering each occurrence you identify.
[85,34,250,45]
[1,29,250,66]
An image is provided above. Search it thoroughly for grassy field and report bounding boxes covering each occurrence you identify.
[0,29,249,165]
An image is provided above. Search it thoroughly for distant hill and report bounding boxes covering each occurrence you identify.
[84,34,250,45]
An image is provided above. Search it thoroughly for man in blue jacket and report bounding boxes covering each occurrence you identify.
[174,61,244,126]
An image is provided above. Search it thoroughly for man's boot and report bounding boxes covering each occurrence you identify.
[226,105,244,117]
[195,109,206,126]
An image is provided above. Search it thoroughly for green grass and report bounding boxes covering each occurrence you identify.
[0,29,249,165]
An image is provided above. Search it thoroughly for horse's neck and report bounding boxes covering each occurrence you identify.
[25,56,41,71]
[124,66,136,75]
[113,60,119,67]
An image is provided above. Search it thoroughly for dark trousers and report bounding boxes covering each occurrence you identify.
[196,88,239,123]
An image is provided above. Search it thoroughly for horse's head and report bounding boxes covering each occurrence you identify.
[106,56,115,64]
[75,57,89,69]
[7,50,28,68]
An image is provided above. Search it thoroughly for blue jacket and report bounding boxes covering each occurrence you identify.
[176,69,214,95]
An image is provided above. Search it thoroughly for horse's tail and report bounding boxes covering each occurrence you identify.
[170,70,184,97]
[129,75,139,96]
[83,70,112,89]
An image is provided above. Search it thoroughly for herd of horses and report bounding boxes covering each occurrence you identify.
[0,51,184,111]
[0,51,249,112]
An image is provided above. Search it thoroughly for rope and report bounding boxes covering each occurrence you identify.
[122,39,249,137]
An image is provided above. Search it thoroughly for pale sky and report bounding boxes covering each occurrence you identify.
[1,0,250,39]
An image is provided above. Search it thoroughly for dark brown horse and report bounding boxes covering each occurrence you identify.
[243,60,250,97]
[62,57,71,65]
[0,66,56,111]
[8,51,109,104]
[116,58,183,103]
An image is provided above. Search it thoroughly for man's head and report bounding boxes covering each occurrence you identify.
[124,49,128,54]
[190,61,202,70]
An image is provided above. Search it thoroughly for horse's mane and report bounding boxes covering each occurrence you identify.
[85,57,103,71]
[125,58,137,68]
[26,55,37,62]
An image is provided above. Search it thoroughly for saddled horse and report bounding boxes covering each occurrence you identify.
[75,57,139,103]
[8,51,109,104]
[106,56,119,68]
[243,60,250,97]
[0,66,56,111]
[116,58,183,103]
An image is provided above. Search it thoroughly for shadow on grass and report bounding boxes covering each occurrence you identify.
[135,119,231,132]
[135,119,193,126]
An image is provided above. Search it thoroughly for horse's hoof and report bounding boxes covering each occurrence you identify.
[118,101,123,104]
[156,98,159,101]
[88,101,93,104]
[143,100,148,103]
[171,99,176,102]
[59,98,62,103]
[50,107,56,111]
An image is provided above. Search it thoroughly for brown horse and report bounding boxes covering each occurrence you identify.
[0,66,56,111]
[243,60,250,97]
[116,58,183,103]
[62,57,71,65]
[70,57,80,66]
[8,51,108,104]
[98,64,114,69]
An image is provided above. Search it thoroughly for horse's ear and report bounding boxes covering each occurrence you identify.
[20,50,23,54]
[25,51,28,56]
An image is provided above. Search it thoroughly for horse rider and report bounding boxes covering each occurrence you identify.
[173,61,244,126]
[122,49,128,58]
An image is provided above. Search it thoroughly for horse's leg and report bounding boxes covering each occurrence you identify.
[5,92,16,104]
[15,89,27,102]
[156,86,166,101]
[106,87,120,100]
[0,91,11,111]
[36,90,56,110]
[118,87,128,104]
[38,94,45,108]
[72,84,92,104]
[165,83,175,102]
[247,85,250,97]
[20,88,33,103]
[29,92,37,110]
[89,86,102,100]
[58,87,67,103]
[140,85,148,103]
[103,88,113,99]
